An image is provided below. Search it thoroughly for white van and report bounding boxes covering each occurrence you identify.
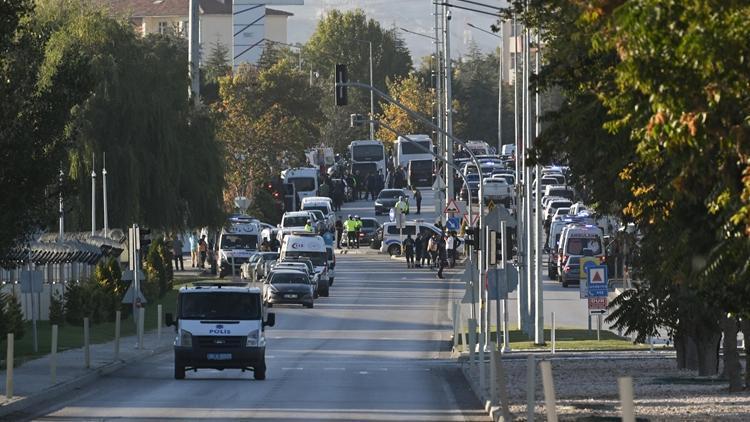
[166,282,275,380]
[281,167,319,202]
[277,211,317,242]
[466,140,491,156]
[218,220,261,278]
[300,197,334,228]
[557,224,605,287]
[380,220,442,256]
[280,233,330,297]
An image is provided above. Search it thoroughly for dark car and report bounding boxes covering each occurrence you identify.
[358,217,381,245]
[263,270,315,308]
[374,189,409,215]
[459,181,480,203]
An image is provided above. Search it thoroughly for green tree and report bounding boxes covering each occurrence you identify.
[5,292,25,339]
[215,59,323,207]
[375,73,436,148]
[49,290,65,326]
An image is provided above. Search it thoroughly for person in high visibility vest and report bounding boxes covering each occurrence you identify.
[304,219,313,232]
[354,215,363,248]
[395,196,409,215]
[344,215,357,249]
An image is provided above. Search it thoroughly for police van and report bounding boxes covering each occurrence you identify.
[218,217,261,278]
[379,220,443,256]
[166,282,275,380]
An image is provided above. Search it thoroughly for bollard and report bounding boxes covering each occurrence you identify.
[478,318,486,397]
[114,310,121,360]
[649,336,653,353]
[5,333,14,399]
[468,318,478,369]
[496,349,512,421]
[157,304,163,341]
[540,360,558,422]
[452,302,459,352]
[597,314,602,341]
[552,312,556,354]
[526,355,535,422]
[490,346,498,406]
[51,325,58,384]
[83,317,90,369]
[618,376,635,422]
[138,307,145,350]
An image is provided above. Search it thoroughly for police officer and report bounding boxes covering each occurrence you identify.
[395,196,408,216]
[354,215,363,249]
[304,219,313,232]
[344,215,357,249]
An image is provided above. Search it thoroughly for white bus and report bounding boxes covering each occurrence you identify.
[394,135,433,170]
[349,140,386,181]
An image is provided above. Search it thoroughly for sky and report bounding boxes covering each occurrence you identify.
[273,0,505,62]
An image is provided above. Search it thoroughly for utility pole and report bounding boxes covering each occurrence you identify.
[188,0,200,107]
[58,166,64,243]
[434,1,446,225]
[443,3,455,203]
[533,29,544,344]
[102,153,109,239]
[513,15,525,331]
[368,41,375,140]
[91,154,96,237]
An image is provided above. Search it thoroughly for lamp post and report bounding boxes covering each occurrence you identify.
[467,22,503,154]
[354,39,375,140]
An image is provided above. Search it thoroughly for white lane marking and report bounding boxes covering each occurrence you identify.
[369,368,388,371]
[359,371,369,375]
[324,367,346,371]
[281,367,303,371]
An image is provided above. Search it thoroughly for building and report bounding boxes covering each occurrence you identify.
[104,0,297,65]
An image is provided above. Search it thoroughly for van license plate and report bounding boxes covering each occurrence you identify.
[285,294,298,299]
[207,353,232,360]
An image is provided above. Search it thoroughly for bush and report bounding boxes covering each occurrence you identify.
[49,290,65,326]
[0,292,7,340]
[145,237,172,299]
[5,292,25,339]
[64,258,123,325]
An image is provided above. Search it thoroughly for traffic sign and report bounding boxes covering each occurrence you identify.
[588,297,608,312]
[578,256,601,299]
[446,217,460,231]
[486,200,496,213]
[587,265,608,297]
[461,265,479,304]
[444,199,461,214]
[463,213,479,227]
[389,208,395,222]
[122,269,146,282]
[486,265,519,300]
[121,284,147,305]
[432,175,446,191]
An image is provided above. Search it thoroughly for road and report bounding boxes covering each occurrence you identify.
[22,191,488,422]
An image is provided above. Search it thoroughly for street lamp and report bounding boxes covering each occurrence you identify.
[353,39,375,140]
[467,22,503,155]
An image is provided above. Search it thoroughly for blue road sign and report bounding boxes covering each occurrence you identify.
[587,265,609,298]
[446,217,460,231]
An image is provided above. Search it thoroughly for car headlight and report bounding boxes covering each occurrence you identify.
[246,329,260,347]
[374,201,382,206]
[178,329,193,347]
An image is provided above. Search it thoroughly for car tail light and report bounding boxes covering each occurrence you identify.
[600,256,606,263]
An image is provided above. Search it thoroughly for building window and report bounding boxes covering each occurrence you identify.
[158,21,168,34]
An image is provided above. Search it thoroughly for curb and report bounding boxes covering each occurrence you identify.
[0,343,172,418]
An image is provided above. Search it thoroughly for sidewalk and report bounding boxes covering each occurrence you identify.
[0,327,173,417]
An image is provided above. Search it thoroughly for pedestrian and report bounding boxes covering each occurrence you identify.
[449,231,461,268]
[198,235,208,268]
[377,170,385,195]
[269,235,280,252]
[172,235,184,271]
[333,181,344,211]
[353,170,361,200]
[437,236,447,279]
[354,215,362,248]
[189,232,198,268]
[335,216,344,249]
[304,219,314,232]
[403,234,415,268]
[366,173,377,201]
[415,232,424,268]
[428,234,438,269]
[422,232,432,267]
[414,189,422,215]
[260,238,271,252]
[344,214,357,249]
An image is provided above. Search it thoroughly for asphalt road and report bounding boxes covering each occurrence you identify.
[22,192,488,422]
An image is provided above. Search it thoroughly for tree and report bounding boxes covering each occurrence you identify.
[34,4,225,232]
[375,74,436,148]
[215,59,323,209]
[202,40,231,104]
[303,9,413,148]
[5,292,25,339]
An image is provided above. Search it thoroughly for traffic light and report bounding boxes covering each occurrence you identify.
[464,226,480,252]
[335,64,348,106]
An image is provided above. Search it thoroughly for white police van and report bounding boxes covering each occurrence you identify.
[280,232,330,297]
[219,216,261,278]
[166,282,275,380]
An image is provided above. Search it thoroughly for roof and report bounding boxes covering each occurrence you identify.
[102,0,294,18]
[180,283,261,294]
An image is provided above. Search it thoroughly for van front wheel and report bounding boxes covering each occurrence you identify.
[174,361,186,380]
[254,361,266,380]
[388,244,401,256]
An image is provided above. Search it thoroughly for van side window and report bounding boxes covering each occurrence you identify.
[387,225,416,235]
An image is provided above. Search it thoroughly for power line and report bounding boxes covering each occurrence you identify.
[433,2,501,18]
[454,0,504,11]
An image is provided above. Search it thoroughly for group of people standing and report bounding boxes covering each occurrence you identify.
[169,232,209,272]
[335,215,363,249]
[402,231,461,279]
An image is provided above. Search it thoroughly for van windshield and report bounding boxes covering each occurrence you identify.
[271,273,310,284]
[302,205,329,214]
[566,237,602,255]
[220,234,258,250]
[549,189,574,201]
[284,251,326,266]
[288,177,315,192]
[283,216,309,227]
[179,292,260,320]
